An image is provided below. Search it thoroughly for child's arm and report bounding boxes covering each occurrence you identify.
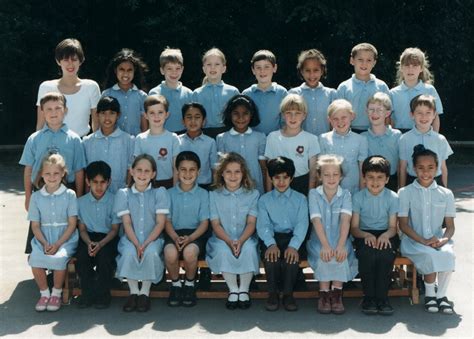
[398,160,408,188]
[122,214,140,249]
[75,169,84,197]
[435,217,455,248]
[358,161,365,190]
[432,114,440,132]
[91,108,99,132]
[78,221,92,246]
[312,217,334,262]
[140,113,148,132]
[165,219,180,244]
[259,159,267,189]
[233,215,257,257]
[47,216,78,255]
[335,213,351,262]
[172,156,178,185]
[211,218,233,249]
[399,216,434,246]
[142,213,166,248]
[441,160,448,187]
[376,214,397,250]
[31,221,48,250]
[93,223,119,255]
[265,170,272,192]
[309,155,319,189]
[23,166,33,211]
[186,220,209,246]
[36,106,45,131]
[350,212,376,247]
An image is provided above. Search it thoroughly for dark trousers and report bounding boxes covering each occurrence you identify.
[354,230,399,300]
[260,232,304,294]
[75,232,118,299]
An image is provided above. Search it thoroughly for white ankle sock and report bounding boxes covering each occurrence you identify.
[222,272,238,301]
[128,279,140,295]
[437,271,452,299]
[184,279,195,287]
[40,289,50,298]
[424,281,436,297]
[51,287,62,297]
[140,280,152,296]
[171,279,182,288]
[238,272,253,301]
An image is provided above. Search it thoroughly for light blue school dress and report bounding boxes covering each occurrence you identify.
[113,185,170,283]
[28,185,79,270]
[319,130,368,194]
[306,186,358,282]
[399,181,456,274]
[216,128,266,193]
[206,188,260,274]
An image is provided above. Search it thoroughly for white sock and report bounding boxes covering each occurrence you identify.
[128,279,140,295]
[40,289,50,298]
[140,280,152,296]
[184,279,195,287]
[424,281,436,297]
[222,272,239,302]
[437,271,452,299]
[171,280,182,288]
[51,287,62,297]
[238,272,253,301]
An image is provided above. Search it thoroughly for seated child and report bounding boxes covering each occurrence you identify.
[257,156,308,312]
[76,161,120,309]
[399,145,456,314]
[164,151,209,307]
[307,155,358,315]
[351,156,399,315]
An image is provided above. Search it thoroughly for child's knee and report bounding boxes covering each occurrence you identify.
[164,244,179,262]
[183,244,199,262]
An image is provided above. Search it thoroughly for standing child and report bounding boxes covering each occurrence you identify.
[216,95,267,193]
[102,48,149,136]
[390,48,443,133]
[351,156,399,315]
[319,99,368,194]
[337,43,389,133]
[83,96,135,193]
[206,152,260,309]
[76,161,120,309]
[192,48,239,138]
[164,151,209,307]
[361,92,402,192]
[257,157,308,312]
[36,38,101,137]
[265,94,321,195]
[134,95,180,188]
[399,145,456,314]
[149,47,193,133]
[242,50,287,135]
[307,155,358,315]
[27,153,79,312]
[114,154,170,312]
[289,49,336,136]
[398,95,453,188]
[178,102,217,190]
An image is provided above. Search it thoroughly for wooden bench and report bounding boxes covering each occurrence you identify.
[63,256,418,304]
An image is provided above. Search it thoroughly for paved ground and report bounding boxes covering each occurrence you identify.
[1,150,473,338]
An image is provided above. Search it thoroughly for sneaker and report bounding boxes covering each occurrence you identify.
[437,297,454,315]
[182,285,197,307]
[46,296,61,312]
[282,294,298,312]
[317,291,331,314]
[361,297,378,315]
[330,289,345,315]
[377,299,394,316]
[35,296,49,312]
[168,286,182,307]
[265,292,279,312]
[424,296,438,313]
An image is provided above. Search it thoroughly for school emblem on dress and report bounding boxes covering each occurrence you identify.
[159,148,168,158]
[296,146,304,154]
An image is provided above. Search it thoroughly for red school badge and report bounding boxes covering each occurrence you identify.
[159,148,168,157]
[296,145,304,154]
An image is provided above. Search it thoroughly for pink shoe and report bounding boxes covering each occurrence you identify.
[35,296,49,312]
[46,296,61,311]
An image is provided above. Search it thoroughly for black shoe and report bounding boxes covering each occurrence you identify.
[182,285,197,307]
[136,294,150,312]
[226,292,239,310]
[282,294,298,312]
[265,292,280,312]
[168,286,182,307]
[238,292,251,309]
[94,294,111,309]
[77,295,93,309]
[361,297,378,315]
[123,294,138,312]
[198,268,212,291]
[377,299,394,316]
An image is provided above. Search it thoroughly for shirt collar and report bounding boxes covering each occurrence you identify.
[301,82,323,91]
[182,132,204,141]
[229,127,252,135]
[222,187,243,195]
[43,123,68,133]
[401,80,424,91]
[87,190,111,203]
[271,187,292,199]
[176,183,198,194]
[413,127,434,136]
[205,80,224,87]
[352,74,376,84]
[131,183,152,193]
[367,126,391,137]
[332,129,352,138]
[252,83,277,93]
[161,80,182,91]
[315,185,343,198]
[112,83,139,91]
[40,184,67,196]
[94,127,122,138]
[413,179,438,190]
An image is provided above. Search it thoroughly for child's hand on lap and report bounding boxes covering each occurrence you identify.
[376,234,392,250]
[45,243,59,255]
[265,245,280,262]
[433,237,449,248]
[335,245,347,262]
[232,240,242,257]
[177,236,190,251]
[320,245,333,262]
[364,234,377,247]
[284,247,299,264]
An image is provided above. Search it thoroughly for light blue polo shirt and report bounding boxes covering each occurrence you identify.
[19,124,86,184]
[352,188,398,231]
[102,84,147,136]
[257,188,309,250]
[78,191,121,234]
[178,132,217,185]
[390,81,444,130]
[399,127,453,176]
[167,184,209,230]
[192,81,239,128]
[337,74,389,130]
[361,126,402,175]
[242,83,287,135]
[289,82,337,136]
[149,81,193,132]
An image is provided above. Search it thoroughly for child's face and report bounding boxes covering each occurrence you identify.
[130,159,156,189]
[414,155,437,188]
[301,59,323,88]
[115,61,135,89]
[320,164,342,191]
[87,174,110,200]
[271,173,292,193]
[98,109,119,133]
[183,107,205,133]
[146,103,169,129]
[251,60,276,86]
[56,55,81,76]
[411,104,436,131]
[329,109,353,134]
[202,55,226,83]
[177,160,199,187]
[222,162,243,191]
[364,171,388,195]
[350,50,376,79]
[42,100,67,128]
[160,62,183,86]
[42,164,64,191]
[283,109,306,130]
[401,63,422,84]
[231,105,252,133]
[367,102,390,127]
